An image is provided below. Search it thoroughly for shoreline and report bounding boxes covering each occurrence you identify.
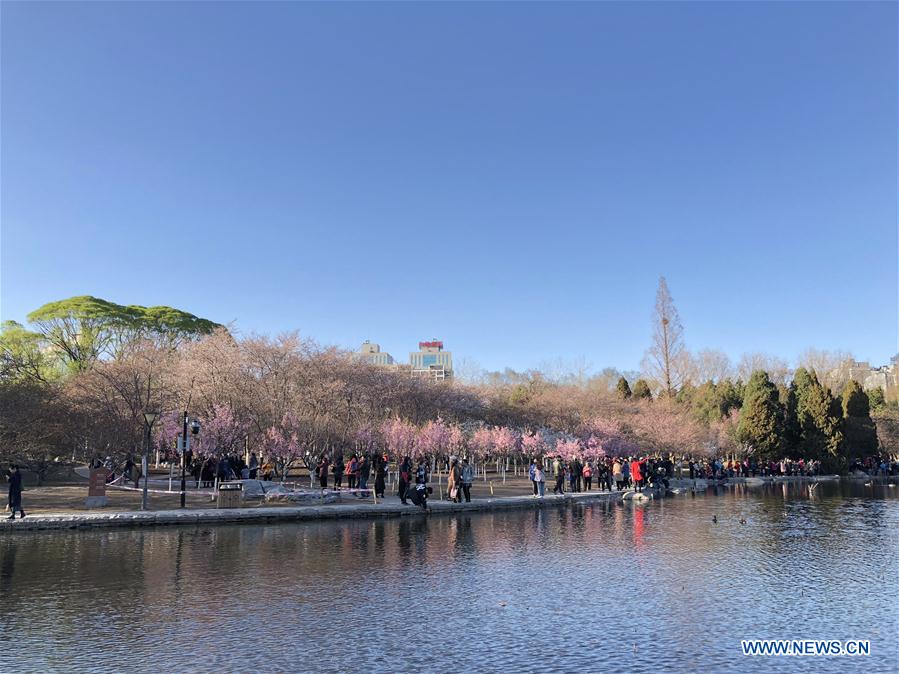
[1,473,885,534]
[0,488,627,533]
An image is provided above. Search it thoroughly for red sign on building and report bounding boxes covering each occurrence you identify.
[419,341,443,349]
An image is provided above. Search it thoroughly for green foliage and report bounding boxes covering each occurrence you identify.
[798,379,844,464]
[632,379,652,401]
[509,384,530,406]
[736,370,782,458]
[841,381,877,457]
[0,321,61,384]
[865,386,887,412]
[25,295,221,373]
[778,382,801,454]
[615,376,632,400]
[675,382,696,405]
[841,380,869,417]
[690,379,743,425]
[865,387,886,412]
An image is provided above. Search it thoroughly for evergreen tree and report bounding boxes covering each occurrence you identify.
[841,380,878,457]
[676,382,696,405]
[717,379,743,414]
[864,387,886,413]
[737,370,783,459]
[615,376,632,400]
[633,379,653,401]
[691,381,720,424]
[779,382,801,455]
[799,379,844,465]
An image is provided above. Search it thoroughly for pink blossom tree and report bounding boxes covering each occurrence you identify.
[193,403,250,458]
[555,436,583,460]
[262,413,303,481]
[521,430,546,460]
[491,426,520,482]
[414,418,453,460]
[381,418,418,459]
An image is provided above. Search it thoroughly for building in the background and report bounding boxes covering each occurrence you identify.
[355,339,453,381]
[410,340,452,381]
[356,341,394,366]
[837,355,899,392]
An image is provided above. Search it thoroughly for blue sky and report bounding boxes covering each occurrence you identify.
[2,2,896,373]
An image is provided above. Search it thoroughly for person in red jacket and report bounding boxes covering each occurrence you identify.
[630,458,643,492]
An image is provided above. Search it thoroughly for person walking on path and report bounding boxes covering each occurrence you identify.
[345,455,358,491]
[248,452,259,480]
[374,455,387,499]
[316,456,329,490]
[460,457,474,503]
[631,458,643,492]
[528,460,538,496]
[332,455,344,490]
[398,456,412,505]
[613,460,624,491]
[582,462,593,491]
[5,465,25,520]
[448,458,462,503]
[553,458,565,495]
[415,458,429,486]
[357,455,370,497]
[534,462,546,497]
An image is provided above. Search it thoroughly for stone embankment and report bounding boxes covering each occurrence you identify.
[0,489,625,533]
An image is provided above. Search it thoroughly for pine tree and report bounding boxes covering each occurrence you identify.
[616,377,632,400]
[841,380,878,457]
[633,379,653,401]
[737,370,783,459]
[779,382,801,455]
[799,379,844,465]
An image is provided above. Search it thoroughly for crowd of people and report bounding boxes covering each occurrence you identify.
[82,448,899,511]
[525,456,671,496]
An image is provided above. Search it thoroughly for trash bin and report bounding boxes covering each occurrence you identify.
[217,481,243,508]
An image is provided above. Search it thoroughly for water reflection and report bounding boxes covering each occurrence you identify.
[1,481,897,674]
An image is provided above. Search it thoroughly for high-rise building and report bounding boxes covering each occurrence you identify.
[410,340,452,381]
[356,341,395,366]
[355,339,453,382]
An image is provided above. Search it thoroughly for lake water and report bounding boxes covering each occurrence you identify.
[1,481,897,673]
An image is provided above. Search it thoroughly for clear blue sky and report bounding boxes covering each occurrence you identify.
[2,2,896,373]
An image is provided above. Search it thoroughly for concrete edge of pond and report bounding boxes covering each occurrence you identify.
[0,489,630,533]
[1,474,871,534]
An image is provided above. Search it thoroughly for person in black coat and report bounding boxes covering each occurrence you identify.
[373,455,386,499]
[6,465,25,520]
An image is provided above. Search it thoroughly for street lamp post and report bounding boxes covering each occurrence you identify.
[180,412,200,508]
[142,411,159,511]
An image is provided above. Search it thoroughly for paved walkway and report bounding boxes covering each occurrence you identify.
[0,489,627,532]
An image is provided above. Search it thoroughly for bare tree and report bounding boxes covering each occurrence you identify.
[642,276,686,397]
[736,352,791,386]
[797,348,854,391]
[690,349,733,384]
